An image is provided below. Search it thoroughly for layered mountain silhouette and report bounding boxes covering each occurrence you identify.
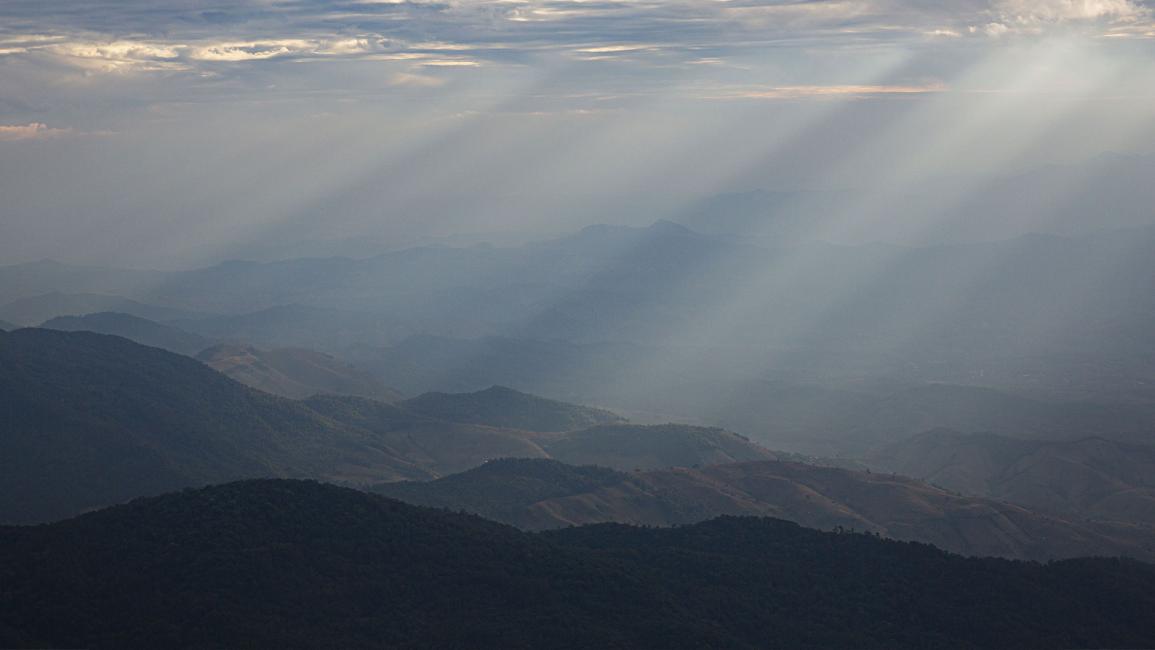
[0,328,446,522]
[874,430,1155,526]
[4,479,1155,649]
[373,458,1155,562]
[0,329,777,523]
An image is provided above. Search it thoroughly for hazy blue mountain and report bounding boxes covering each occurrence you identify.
[402,385,624,432]
[873,430,1155,525]
[373,458,1155,562]
[7,225,1155,385]
[360,337,1155,455]
[674,156,1155,245]
[172,304,408,351]
[0,319,14,331]
[8,223,1155,419]
[0,292,199,326]
[5,479,1155,649]
[628,379,1155,455]
[42,312,212,356]
[0,260,166,306]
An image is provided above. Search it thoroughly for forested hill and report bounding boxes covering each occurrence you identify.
[3,479,1155,650]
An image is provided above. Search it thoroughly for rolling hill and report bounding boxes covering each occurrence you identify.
[4,479,1155,649]
[372,458,1155,562]
[872,430,1155,525]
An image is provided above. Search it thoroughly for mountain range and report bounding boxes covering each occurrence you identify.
[0,328,771,523]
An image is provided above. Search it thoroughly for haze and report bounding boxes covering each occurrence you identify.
[1,0,1154,267]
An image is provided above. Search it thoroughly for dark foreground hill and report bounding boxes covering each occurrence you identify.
[373,458,1155,561]
[2,480,1155,650]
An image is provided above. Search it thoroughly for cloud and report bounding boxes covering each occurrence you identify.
[46,40,187,72]
[704,82,949,100]
[389,71,446,86]
[0,0,1147,83]
[981,0,1151,34]
[0,122,73,141]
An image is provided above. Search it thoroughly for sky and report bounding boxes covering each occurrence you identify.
[1,0,1154,268]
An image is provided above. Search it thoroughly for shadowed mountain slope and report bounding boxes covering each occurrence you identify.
[4,479,1155,649]
[372,458,1155,562]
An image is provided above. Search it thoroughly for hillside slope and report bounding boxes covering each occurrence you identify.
[197,343,403,401]
[4,480,1155,649]
[402,385,624,432]
[542,423,777,470]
